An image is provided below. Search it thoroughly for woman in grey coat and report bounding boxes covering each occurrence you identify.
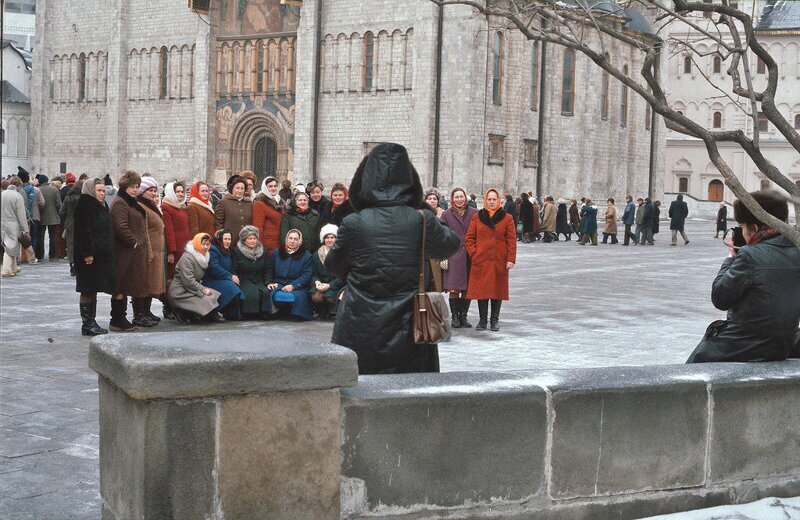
[167,233,224,323]
[1,177,30,277]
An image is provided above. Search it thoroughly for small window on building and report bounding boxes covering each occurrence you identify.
[756,111,769,132]
[363,32,375,91]
[712,111,722,128]
[530,42,539,111]
[678,177,689,193]
[600,69,609,119]
[60,162,67,174]
[159,47,169,99]
[683,55,692,74]
[620,65,629,127]
[78,53,87,102]
[713,56,721,74]
[257,41,265,93]
[561,49,576,115]
[795,114,800,129]
[0,128,4,145]
[524,139,538,168]
[756,56,766,74]
[492,32,504,105]
[488,134,505,165]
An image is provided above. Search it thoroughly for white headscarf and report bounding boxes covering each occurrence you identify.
[259,176,281,205]
[162,181,187,208]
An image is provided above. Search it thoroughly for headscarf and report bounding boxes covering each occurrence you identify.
[258,176,281,205]
[162,181,187,208]
[237,225,264,261]
[450,187,468,217]
[186,233,211,269]
[82,177,102,197]
[294,183,306,194]
[188,181,214,213]
[212,229,233,256]
[284,228,303,255]
[484,189,501,218]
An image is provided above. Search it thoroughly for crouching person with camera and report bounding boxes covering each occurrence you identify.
[687,190,800,363]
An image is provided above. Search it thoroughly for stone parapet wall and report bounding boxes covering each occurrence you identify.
[340,362,800,519]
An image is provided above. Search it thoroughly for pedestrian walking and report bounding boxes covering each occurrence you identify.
[36,175,62,261]
[134,177,165,327]
[518,192,535,243]
[167,233,224,323]
[540,196,557,242]
[187,181,216,237]
[716,202,727,238]
[203,229,243,320]
[440,187,478,328]
[602,198,619,244]
[215,175,253,239]
[634,197,645,244]
[232,225,275,320]
[1,177,30,278]
[72,178,115,335]
[621,195,638,245]
[309,224,345,319]
[268,229,314,321]
[280,192,320,254]
[642,198,655,245]
[556,198,571,240]
[319,182,354,227]
[669,194,690,246]
[569,199,580,240]
[465,188,516,331]
[327,143,459,374]
[653,200,662,240]
[578,199,599,246]
[252,176,285,253]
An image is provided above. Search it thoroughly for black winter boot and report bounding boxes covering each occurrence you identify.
[476,299,488,330]
[449,299,461,329]
[80,301,108,336]
[459,298,473,328]
[109,299,137,332]
[132,298,157,328]
[144,297,161,324]
[490,299,502,331]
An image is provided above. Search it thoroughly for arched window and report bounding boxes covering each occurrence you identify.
[159,47,169,99]
[492,32,504,105]
[600,69,609,119]
[620,65,629,127]
[678,177,689,193]
[256,41,265,93]
[794,114,800,129]
[713,56,721,74]
[363,32,375,91]
[561,48,575,115]
[683,55,692,74]
[708,179,724,202]
[712,111,722,128]
[78,53,87,102]
[530,42,539,111]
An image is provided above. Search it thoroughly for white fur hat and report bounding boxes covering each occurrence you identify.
[319,223,338,243]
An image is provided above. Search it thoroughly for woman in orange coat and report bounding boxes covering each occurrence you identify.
[465,188,516,331]
[187,181,216,237]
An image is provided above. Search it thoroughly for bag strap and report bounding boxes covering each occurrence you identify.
[417,209,426,294]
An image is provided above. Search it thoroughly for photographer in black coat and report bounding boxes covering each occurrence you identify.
[687,190,800,363]
[327,143,460,374]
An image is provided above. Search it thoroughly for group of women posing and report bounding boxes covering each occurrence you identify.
[71,170,346,335]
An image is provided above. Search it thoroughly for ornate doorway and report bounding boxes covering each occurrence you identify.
[708,179,724,202]
[253,137,278,186]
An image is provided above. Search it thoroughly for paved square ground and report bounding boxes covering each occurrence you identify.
[0,219,740,518]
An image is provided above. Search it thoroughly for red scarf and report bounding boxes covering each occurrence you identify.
[747,227,780,246]
[189,181,209,203]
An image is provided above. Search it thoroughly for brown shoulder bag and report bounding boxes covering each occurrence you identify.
[412,210,452,344]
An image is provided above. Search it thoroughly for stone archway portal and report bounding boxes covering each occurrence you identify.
[253,136,278,187]
[229,111,289,182]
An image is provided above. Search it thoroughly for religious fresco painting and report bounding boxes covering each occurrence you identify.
[218,0,300,36]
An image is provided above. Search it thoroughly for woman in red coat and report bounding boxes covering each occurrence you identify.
[161,181,191,319]
[251,176,284,253]
[465,188,516,331]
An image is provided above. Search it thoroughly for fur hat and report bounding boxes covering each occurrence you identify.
[319,223,338,243]
[238,224,260,242]
[118,170,142,191]
[227,175,246,192]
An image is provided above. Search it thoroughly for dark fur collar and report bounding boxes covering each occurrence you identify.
[254,193,284,212]
[278,247,308,260]
[477,208,507,228]
[118,190,146,217]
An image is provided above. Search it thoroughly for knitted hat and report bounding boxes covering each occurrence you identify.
[319,223,338,243]
[137,176,159,196]
[239,224,260,242]
[65,172,76,184]
[103,174,113,186]
[36,174,49,185]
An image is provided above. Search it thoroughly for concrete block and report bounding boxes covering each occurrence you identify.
[340,372,548,510]
[709,379,800,483]
[217,390,341,519]
[90,331,358,400]
[550,382,707,498]
[98,377,216,519]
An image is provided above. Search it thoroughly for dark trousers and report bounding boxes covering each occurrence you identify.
[602,233,618,244]
[623,224,637,245]
[35,224,58,259]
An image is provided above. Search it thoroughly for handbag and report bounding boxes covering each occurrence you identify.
[439,259,449,271]
[412,210,452,344]
[18,233,32,249]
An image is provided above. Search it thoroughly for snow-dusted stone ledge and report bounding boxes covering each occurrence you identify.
[340,361,800,519]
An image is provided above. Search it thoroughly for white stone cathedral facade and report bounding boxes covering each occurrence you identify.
[31,0,662,202]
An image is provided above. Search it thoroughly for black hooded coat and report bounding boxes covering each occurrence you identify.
[327,143,460,374]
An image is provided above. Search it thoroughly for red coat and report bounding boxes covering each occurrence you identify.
[465,209,517,301]
[252,194,284,253]
[161,201,191,280]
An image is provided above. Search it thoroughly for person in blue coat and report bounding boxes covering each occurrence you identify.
[203,229,243,320]
[268,228,314,321]
[577,199,599,246]
[621,194,638,245]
